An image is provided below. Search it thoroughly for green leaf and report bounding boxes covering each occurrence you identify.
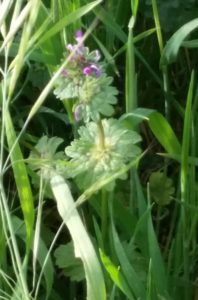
[5,110,34,252]
[54,242,85,282]
[161,18,198,66]
[50,174,106,300]
[149,172,175,206]
[28,136,65,179]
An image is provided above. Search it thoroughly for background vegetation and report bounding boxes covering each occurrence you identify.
[0,0,198,299]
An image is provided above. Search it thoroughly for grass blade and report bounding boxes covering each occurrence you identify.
[161,18,198,66]
[146,185,170,299]
[120,109,181,155]
[50,174,106,300]
[12,216,54,300]
[180,71,194,300]
[148,112,181,155]
[100,250,135,300]
[36,0,102,47]
[5,109,34,252]
[110,198,146,299]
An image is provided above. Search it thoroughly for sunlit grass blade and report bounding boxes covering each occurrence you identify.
[0,2,31,51]
[8,0,40,99]
[151,0,164,53]
[100,250,135,300]
[50,174,106,300]
[5,109,34,253]
[131,0,139,19]
[0,0,14,29]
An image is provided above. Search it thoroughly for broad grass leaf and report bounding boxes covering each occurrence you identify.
[182,39,198,48]
[120,108,155,129]
[110,200,146,299]
[146,186,170,299]
[50,174,106,300]
[161,18,198,66]
[148,112,181,155]
[181,71,194,203]
[120,109,181,155]
[5,110,34,253]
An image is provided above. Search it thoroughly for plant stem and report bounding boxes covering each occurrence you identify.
[97,119,105,149]
[125,17,138,212]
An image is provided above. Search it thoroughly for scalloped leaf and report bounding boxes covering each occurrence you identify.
[149,171,175,206]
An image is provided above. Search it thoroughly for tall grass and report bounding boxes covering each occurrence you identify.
[0,0,198,299]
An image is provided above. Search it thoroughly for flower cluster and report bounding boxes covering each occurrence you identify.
[65,30,102,78]
[53,30,142,190]
[54,30,118,122]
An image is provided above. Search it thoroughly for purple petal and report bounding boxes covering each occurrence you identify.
[83,66,92,75]
[75,30,83,42]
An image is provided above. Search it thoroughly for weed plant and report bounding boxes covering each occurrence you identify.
[0,0,198,299]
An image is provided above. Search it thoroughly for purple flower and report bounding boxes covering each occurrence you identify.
[90,64,101,77]
[83,64,101,77]
[83,66,92,75]
[75,30,83,43]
